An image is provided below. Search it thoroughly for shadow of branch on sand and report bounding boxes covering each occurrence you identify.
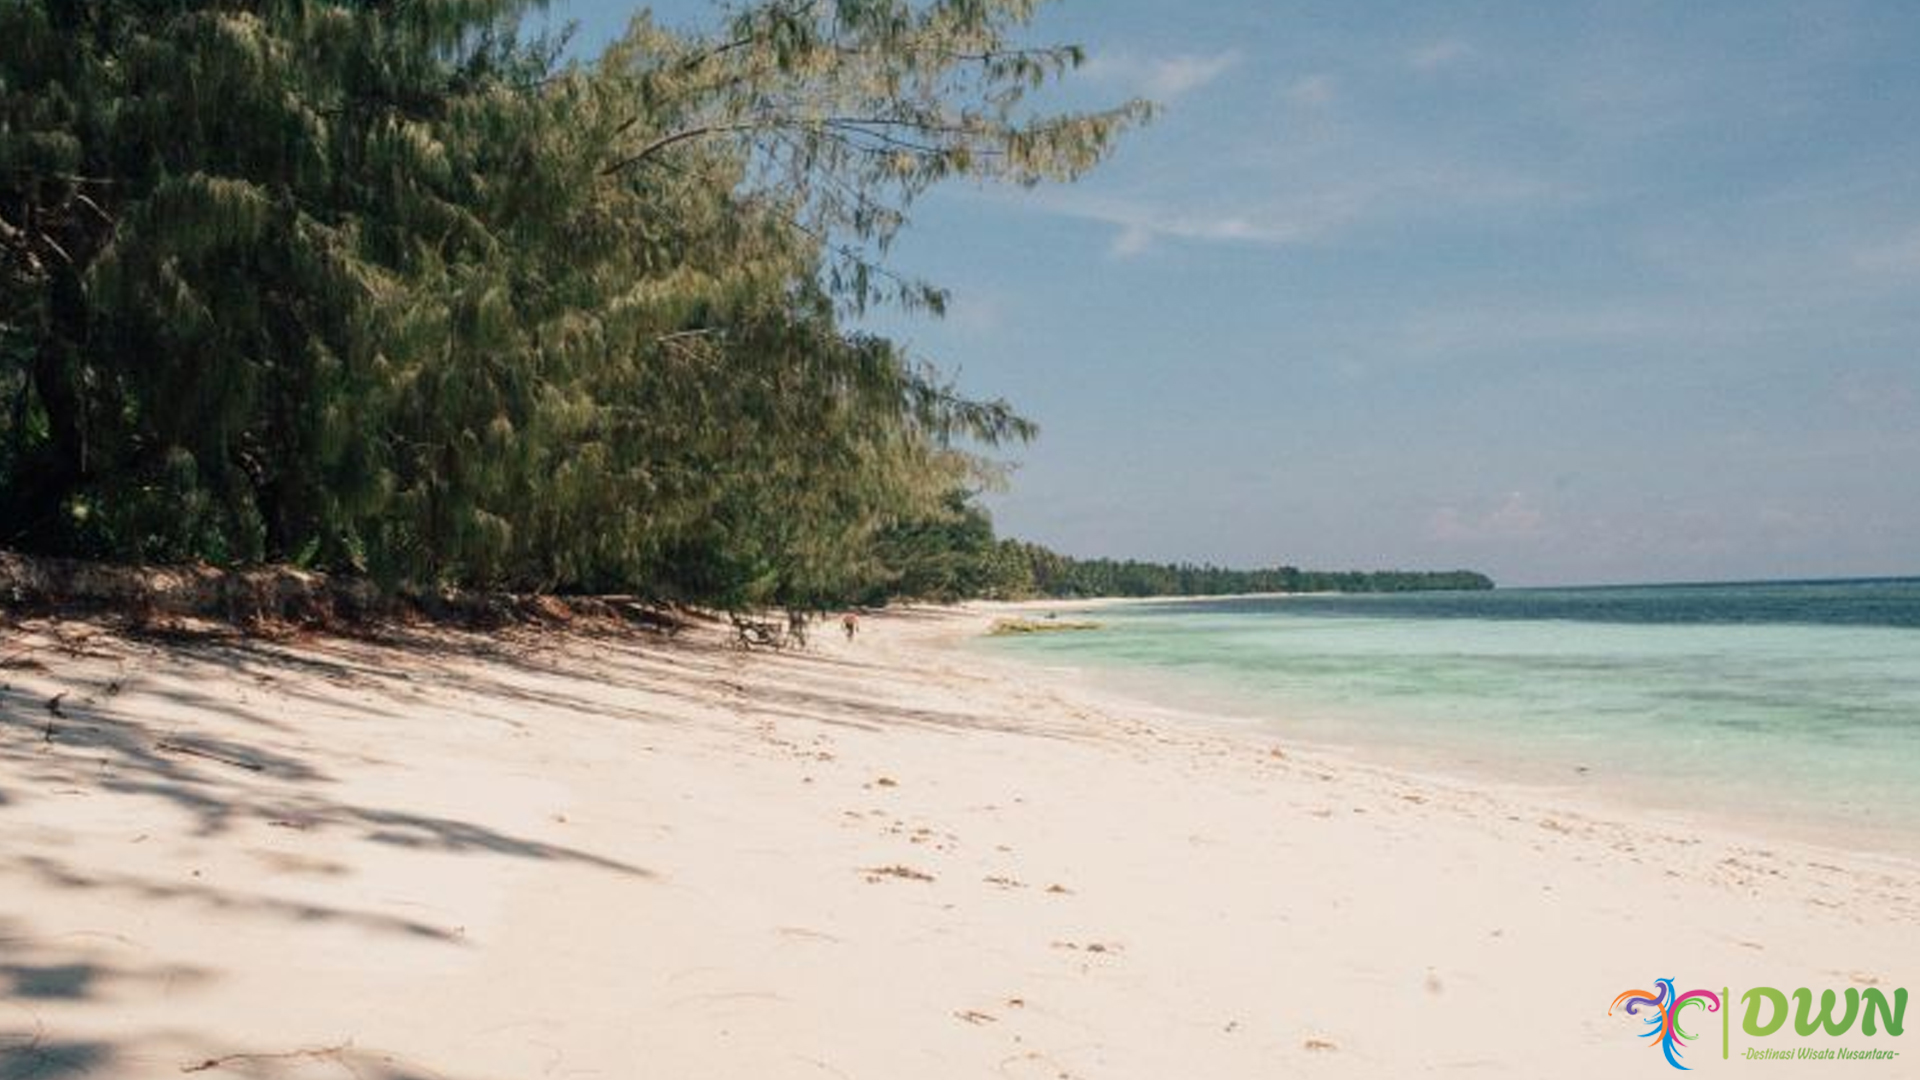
[0,915,500,1079]
[0,624,654,877]
[1,619,669,1080]
[0,918,188,1079]
[6,857,464,944]
[0,609,1039,1080]
[0,1037,112,1080]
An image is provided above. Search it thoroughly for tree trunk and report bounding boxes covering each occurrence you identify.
[15,265,90,543]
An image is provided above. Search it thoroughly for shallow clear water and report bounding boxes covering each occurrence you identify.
[987,580,1920,848]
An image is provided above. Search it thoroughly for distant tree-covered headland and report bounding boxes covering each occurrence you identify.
[1013,554,1495,599]
[0,2,1483,613]
[868,494,1493,601]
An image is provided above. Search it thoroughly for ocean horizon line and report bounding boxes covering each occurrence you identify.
[1473,572,1920,592]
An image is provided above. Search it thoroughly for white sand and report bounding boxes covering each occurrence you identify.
[0,607,1914,1078]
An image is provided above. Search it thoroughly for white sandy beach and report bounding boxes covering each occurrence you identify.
[1,606,1915,1078]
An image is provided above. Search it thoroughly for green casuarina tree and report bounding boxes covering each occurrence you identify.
[865,488,1029,602]
[596,0,1152,314]
[0,1,560,566]
[0,1,1148,607]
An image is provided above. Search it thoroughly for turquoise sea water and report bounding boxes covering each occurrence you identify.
[986,579,1920,849]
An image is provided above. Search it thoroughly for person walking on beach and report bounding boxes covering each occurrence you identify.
[841,611,859,641]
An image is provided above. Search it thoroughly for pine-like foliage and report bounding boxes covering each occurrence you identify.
[0,1,1145,608]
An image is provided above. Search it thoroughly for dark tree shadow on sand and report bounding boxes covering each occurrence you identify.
[0,1039,112,1080]
[0,619,665,1080]
[0,623,656,871]
[0,610,1083,1078]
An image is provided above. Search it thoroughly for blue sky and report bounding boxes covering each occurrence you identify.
[551,1,1920,586]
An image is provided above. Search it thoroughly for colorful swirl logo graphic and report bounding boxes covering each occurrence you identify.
[1610,978,1722,1070]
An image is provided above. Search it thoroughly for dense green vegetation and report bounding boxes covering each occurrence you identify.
[1006,551,1494,598]
[0,0,1143,609]
[872,504,1495,600]
[0,1,1487,611]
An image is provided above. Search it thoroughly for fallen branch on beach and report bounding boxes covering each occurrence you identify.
[181,1041,352,1074]
[154,739,264,773]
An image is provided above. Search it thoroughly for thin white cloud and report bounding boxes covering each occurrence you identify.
[1408,38,1473,72]
[1082,49,1242,101]
[1834,369,1917,416]
[1284,74,1336,108]
[1400,303,1714,353]
[1000,52,1577,258]
[1851,226,1920,276]
[1109,222,1156,259]
[1091,206,1316,259]
[1426,492,1546,544]
[1019,190,1355,259]
[1008,148,1563,259]
[944,291,1006,337]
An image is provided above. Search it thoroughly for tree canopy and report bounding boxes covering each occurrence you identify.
[0,0,1146,608]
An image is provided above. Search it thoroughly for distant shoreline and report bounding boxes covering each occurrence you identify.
[984,590,1334,610]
